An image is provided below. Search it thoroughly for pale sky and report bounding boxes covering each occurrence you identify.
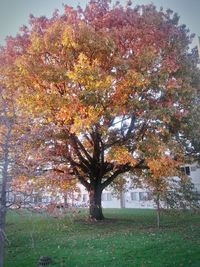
[0,0,199,46]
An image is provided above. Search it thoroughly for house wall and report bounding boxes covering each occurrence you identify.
[75,164,200,209]
[6,164,200,209]
[189,164,200,191]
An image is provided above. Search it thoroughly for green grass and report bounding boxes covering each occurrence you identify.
[5,208,200,267]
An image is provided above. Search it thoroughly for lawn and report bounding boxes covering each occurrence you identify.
[5,208,200,267]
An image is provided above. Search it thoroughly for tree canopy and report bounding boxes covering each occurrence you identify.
[0,0,199,220]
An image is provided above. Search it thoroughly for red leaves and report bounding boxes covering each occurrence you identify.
[0,0,198,201]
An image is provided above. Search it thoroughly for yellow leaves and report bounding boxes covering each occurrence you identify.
[147,156,179,178]
[127,70,150,88]
[61,26,76,49]
[68,53,101,88]
[67,52,114,113]
[144,156,182,195]
[107,146,137,167]
[56,97,103,133]
[45,21,64,49]
[68,53,113,91]
[70,106,103,134]
[76,52,89,67]
[116,70,149,93]
[11,174,78,195]
[29,33,45,53]
[113,70,150,109]
[17,89,46,118]
[29,20,65,54]
[16,57,29,77]
[51,177,78,192]
[68,53,91,83]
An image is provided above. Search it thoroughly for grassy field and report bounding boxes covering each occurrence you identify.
[5,208,200,267]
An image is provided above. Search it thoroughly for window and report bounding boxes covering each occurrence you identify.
[146,192,152,201]
[181,166,190,176]
[102,193,106,201]
[82,194,87,202]
[107,193,112,201]
[13,194,16,202]
[102,193,112,201]
[130,192,138,201]
[185,166,190,175]
[139,192,146,201]
[139,192,152,201]
[34,196,42,203]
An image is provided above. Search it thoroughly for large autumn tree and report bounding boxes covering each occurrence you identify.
[1,0,199,220]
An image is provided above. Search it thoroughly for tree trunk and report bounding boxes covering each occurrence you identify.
[0,130,11,267]
[88,186,104,220]
[0,98,13,267]
[156,196,160,229]
[120,191,125,208]
[64,193,68,207]
[0,207,6,267]
[0,154,9,267]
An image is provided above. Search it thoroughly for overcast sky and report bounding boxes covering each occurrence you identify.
[0,0,199,46]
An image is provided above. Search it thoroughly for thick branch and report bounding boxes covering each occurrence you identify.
[66,155,91,175]
[70,134,92,163]
[69,135,91,167]
[72,166,90,190]
[125,114,136,139]
[101,159,145,189]
[102,164,131,189]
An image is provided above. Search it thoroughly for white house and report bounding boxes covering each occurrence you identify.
[6,164,200,210]
[73,164,200,209]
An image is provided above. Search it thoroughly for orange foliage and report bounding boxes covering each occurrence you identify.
[0,1,198,220]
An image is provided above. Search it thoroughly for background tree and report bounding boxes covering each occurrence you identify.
[1,0,199,220]
[137,156,200,228]
[174,47,200,162]
[11,173,80,209]
[0,86,16,267]
[138,156,181,228]
[164,176,200,212]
